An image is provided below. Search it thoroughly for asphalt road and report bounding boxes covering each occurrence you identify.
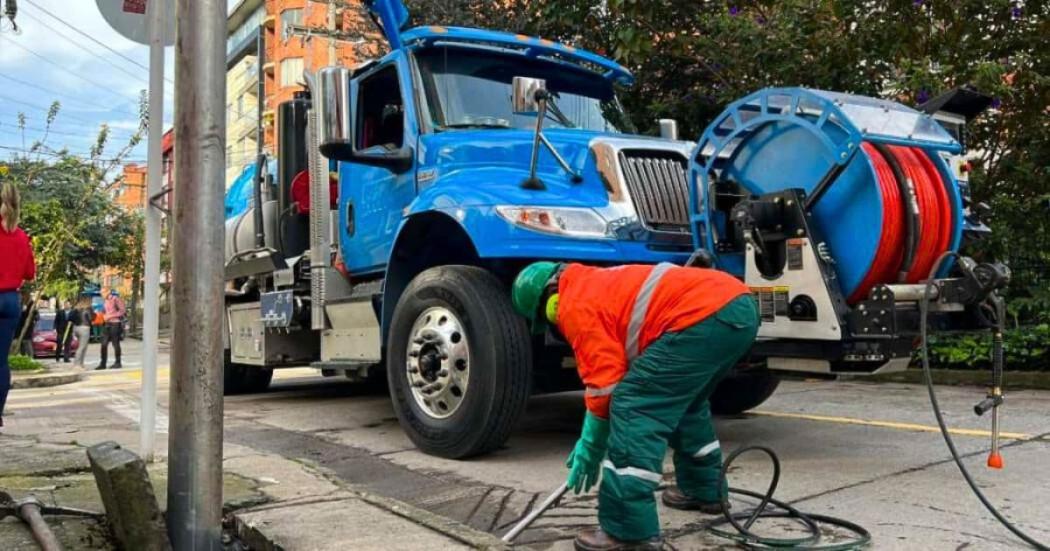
[8,342,1050,549]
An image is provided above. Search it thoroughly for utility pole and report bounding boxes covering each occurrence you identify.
[138,0,165,464]
[168,0,226,548]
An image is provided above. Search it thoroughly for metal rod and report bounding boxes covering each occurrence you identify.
[521,97,548,190]
[17,499,62,551]
[168,0,227,548]
[501,482,569,543]
[803,149,855,212]
[138,0,165,465]
[253,153,266,249]
[539,133,581,182]
[256,26,265,161]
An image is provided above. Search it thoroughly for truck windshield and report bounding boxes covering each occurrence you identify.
[416,47,634,133]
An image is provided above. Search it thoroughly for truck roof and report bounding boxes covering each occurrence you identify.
[399,26,635,87]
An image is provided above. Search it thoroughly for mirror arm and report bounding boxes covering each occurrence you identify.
[522,95,549,190]
[539,133,583,184]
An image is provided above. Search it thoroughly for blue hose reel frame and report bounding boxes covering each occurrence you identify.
[689,87,965,292]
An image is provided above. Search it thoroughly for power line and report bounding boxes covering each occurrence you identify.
[21,0,175,85]
[0,35,143,105]
[0,123,141,141]
[0,101,142,136]
[0,144,146,163]
[0,73,141,117]
[1,111,143,137]
[18,10,150,85]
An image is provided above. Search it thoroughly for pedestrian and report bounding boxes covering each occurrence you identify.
[71,297,93,368]
[17,289,36,357]
[95,288,125,370]
[55,300,75,363]
[512,262,759,551]
[0,181,37,429]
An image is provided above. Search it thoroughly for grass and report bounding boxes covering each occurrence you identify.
[8,354,45,372]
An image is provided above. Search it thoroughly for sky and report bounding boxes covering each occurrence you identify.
[0,0,240,165]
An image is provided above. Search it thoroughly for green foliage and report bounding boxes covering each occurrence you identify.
[435,0,1048,367]
[925,326,1050,371]
[8,354,44,372]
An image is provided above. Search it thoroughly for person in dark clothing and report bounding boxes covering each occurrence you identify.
[55,300,75,362]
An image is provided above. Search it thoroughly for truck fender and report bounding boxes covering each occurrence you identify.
[381,211,481,339]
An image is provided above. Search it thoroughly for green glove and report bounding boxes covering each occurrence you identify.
[565,411,611,494]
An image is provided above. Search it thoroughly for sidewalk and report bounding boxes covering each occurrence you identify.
[0,390,501,550]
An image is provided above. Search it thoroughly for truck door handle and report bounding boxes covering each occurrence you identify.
[346,203,355,237]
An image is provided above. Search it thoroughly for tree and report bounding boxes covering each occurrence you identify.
[2,98,146,352]
[507,0,1048,326]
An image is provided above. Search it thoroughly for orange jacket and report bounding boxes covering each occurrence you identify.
[556,263,750,418]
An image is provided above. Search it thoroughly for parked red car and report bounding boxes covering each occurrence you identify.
[31,311,79,358]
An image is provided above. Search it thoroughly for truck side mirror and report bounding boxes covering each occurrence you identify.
[316,67,353,160]
[512,77,547,116]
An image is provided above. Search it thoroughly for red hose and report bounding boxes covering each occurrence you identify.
[849,144,953,302]
[850,143,904,303]
[890,145,952,284]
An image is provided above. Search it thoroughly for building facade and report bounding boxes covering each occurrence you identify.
[225,0,383,187]
[100,163,147,296]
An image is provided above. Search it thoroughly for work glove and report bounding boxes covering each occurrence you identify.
[565,411,610,494]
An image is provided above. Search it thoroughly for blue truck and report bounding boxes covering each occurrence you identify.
[222,0,1001,458]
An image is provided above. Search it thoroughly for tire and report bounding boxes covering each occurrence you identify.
[387,265,532,459]
[709,369,780,415]
[223,351,274,395]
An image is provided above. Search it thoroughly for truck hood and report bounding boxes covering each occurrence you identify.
[416,128,690,208]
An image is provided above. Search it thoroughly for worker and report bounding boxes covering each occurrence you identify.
[512,262,759,551]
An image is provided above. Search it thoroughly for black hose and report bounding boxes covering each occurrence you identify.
[707,446,872,550]
[872,142,920,280]
[919,252,1049,550]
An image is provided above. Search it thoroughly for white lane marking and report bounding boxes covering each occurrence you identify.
[78,387,168,434]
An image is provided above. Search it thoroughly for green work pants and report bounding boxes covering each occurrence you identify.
[598,295,759,541]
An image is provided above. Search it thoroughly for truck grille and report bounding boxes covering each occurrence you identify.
[619,150,691,232]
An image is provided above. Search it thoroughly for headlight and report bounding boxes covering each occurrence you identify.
[496,206,611,239]
[32,336,45,343]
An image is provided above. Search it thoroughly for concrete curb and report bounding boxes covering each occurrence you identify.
[12,370,85,389]
[844,368,1050,390]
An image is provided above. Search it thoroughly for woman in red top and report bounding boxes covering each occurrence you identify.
[0,182,37,428]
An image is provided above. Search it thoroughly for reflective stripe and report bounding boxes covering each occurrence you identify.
[625,262,675,362]
[693,440,720,459]
[602,460,663,484]
[585,384,618,397]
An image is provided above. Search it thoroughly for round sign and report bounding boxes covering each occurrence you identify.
[96,0,176,46]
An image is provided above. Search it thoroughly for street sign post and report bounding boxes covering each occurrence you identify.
[95,0,174,463]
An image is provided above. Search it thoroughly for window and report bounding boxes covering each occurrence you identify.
[279,57,304,88]
[416,47,633,134]
[356,66,404,150]
[281,9,303,41]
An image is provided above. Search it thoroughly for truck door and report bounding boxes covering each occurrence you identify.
[339,58,417,274]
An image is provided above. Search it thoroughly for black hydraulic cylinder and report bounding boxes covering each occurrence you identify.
[277,93,312,257]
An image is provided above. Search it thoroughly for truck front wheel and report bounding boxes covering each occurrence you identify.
[387,266,532,459]
[709,368,780,415]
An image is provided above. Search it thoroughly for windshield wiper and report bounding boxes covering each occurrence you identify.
[545,94,576,129]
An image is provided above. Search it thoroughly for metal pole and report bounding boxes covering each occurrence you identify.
[168,0,226,548]
[139,0,165,464]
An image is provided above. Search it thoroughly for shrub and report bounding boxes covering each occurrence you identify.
[923,325,1050,372]
[8,354,44,372]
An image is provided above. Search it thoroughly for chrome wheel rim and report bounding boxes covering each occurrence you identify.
[406,306,470,419]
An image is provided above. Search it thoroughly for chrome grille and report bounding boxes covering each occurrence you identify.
[619,150,690,232]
